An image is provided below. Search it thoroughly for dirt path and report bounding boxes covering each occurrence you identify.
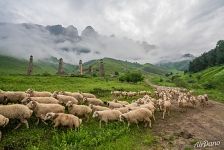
[144,80,224,150]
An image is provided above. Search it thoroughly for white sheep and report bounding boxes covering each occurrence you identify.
[112,99,129,105]
[44,112,82,129]
[26,101,65,125]
[81,92,96,98]
[160,99,171,119]
[105,101,124,109]
[26,88,51,97]
[66,101,92,121]
[89,104,110,112]
[92,110,122,128]
[120,108,153,128]
[0,104,33,129]
[51,93,78,105]
[114,107,130,114]
[21,97,59,104]
[0,114,9,141]
[59,91,83,102]
[1,91,29,103]
[83,97,104,106]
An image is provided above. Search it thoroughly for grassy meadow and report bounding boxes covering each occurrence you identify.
[0,75,157,150]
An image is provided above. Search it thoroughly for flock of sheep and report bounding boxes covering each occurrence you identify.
[0,88,209,140]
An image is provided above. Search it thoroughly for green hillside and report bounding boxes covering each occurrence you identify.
[158,60,191,71]
[0,55,168,76]
[0,55,75,75]
[83,57,168,75]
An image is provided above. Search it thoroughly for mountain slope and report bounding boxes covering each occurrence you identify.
[0,55,74,75]
[0,55,168,75]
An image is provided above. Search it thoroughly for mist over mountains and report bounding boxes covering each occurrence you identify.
[0,22,157,64]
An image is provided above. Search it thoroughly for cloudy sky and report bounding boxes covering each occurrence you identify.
[0,0,224,63]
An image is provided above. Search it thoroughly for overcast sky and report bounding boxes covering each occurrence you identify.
[0,0,224,62]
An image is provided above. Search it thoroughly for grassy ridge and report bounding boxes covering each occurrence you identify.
[150,66,224,102]
[0,75,156,150]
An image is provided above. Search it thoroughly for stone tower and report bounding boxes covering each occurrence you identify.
[99,59,105,77]
[27,55,33,75]
[88,65,93,74]
[79,60,83,75]
[57,58,64,75]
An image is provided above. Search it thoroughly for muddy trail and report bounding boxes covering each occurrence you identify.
[145,80,224,150]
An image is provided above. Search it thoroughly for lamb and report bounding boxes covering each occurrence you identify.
[26,88,51,97]
[26,101,65,125]
[66,101,92,121]
[81,92,96,98]
[0,104,33,129]
[120,108,153,128]
[21,97,59,104]
[89,104,110,112]
[92,110,122,128]
[0,114,9,141]
[112,99,129,105]
[1,91,29,103]
[44,112,82,129]
[51,93,78,105]
[105,101,124,109]
[83,97,104,106]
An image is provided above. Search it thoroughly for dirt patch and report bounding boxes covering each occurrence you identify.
[149,97,224,150]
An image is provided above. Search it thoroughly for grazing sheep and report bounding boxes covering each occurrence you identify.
[1,91,29,103]
[52,93,78,105]
[83,97,104,106]
[111,91,121,97]
[112,99,129,105]
[0,104,33,129]
[125,102,139,108]
[59,91,83,102]
[21,97,59,104]
[26,89,51,97]
[89,104,110,112]
[44,112,82,129]
[81,92,96,98]
[0,114,9,141]
[139,103,156,121]
[178,98,188,112]
[92,110,122,128]
[198,94,209,107]
[27,101,65,125]
[114,107,130,114]
[105,101,124,109]
[120,108,153,128]
[66,101,92,121]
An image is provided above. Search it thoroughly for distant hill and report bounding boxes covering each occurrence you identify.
[0,55,74,75]
[82,57,168,75]
[156,53,195,71]
[0,55,168,75]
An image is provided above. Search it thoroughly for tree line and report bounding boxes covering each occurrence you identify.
[189,40,224,72]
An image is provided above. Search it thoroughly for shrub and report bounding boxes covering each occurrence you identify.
[203,82,216,89]
[119,72,144,83]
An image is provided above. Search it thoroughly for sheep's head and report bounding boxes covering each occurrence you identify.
[27,101,37,110]
[44,112,57,120]
[26,88,33,94]
[66,101,73,107]
[21,97,31,104]
[92,111,99,118]
[51,92,58,98]
[83,97,88,103]
[89,104,93,109]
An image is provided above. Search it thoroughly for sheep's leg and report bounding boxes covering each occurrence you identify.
[22,119,29,128]
[0,131,2,141]
[35,118,40,125]
[163,109,166,119]
[149,119,152,128]
[152,113,156,121]
[136,123,139,128]
[99,120,102,128]
[14,122,22,130]
[54,122,60,128]
[41,119,48,125]
[128,122,130,128]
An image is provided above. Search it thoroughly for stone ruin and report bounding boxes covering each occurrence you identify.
[79,60,83,75]
[57,58,65,75]
[99,59,105,77]
[27,55,33,75]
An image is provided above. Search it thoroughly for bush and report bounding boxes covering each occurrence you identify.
[42,72,51,76]
[203,82,216,89]
[119,72,144,83]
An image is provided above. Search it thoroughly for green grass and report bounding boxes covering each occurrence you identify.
[0,75,155,150]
